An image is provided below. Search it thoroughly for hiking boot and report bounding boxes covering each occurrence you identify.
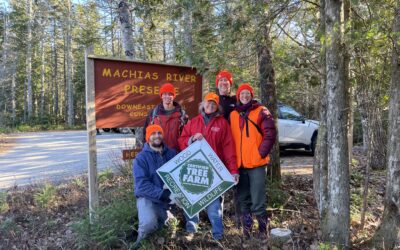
[256,214,269,243]
[241,213,253,239]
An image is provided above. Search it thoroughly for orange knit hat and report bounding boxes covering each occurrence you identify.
[159,83,175,97]
[236,83,254,99]
[215,70,233,87]
[145,124,164,142]
[204,92,220,105]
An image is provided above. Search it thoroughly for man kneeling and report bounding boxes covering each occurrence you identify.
[132,124,196,247]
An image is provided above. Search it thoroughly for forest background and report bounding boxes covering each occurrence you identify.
[0,0,399,249]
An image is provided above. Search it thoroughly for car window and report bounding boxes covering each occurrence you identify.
[279,105,303,120]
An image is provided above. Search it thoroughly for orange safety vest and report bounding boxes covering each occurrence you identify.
[230,106,270,168]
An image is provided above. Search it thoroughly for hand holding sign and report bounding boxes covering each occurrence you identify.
[192,133,204,142]
[232,174,240,185]
[169,193,184,208]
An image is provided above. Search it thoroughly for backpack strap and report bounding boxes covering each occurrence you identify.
[180,109,187,127]
[150,106,160,125]
[240,112,263,137]
[247,117,263,136]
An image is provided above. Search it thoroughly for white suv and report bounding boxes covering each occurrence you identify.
[277,103,319,155]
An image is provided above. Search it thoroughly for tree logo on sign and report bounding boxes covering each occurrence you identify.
[179,159,214,194]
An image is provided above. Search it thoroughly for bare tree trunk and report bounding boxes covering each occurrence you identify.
[52,18,59,121]
[11,61,16,126]
[139,26,147,61]
[360,121,372,229]
[26,0,33,120]
[348,86,354,161]
[110,5,115,56]
[360,109,368,150]
[171,22,177,62]
[0,13,8,125]
[162,29,166,62]
[118,0,135,59]
[66,0,74,126]
[372,4,400,248]
[343,0,353,163]
[355,70,387,170]
[314,0,329,223]
[40,39,45,120]
[183,4,193,65]
[23,79,27,122]
[257,27,280,181]
[323,0,350,247]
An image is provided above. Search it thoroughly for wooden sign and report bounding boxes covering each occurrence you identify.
[122,149,142,160]
[93,57,203,128]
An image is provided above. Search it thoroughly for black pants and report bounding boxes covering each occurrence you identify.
[237,166,267,216]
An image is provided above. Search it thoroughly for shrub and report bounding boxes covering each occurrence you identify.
[34,183,57,208]
[73,192,137,249]
[0,192,9,213]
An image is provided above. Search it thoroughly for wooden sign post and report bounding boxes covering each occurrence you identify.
[85,47,99,223]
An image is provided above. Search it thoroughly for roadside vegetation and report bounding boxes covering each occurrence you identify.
[0,124,85,134]
[0,149,386,249]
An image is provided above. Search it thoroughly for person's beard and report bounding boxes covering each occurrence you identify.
[149,136,163,150]
[150,141,163,148]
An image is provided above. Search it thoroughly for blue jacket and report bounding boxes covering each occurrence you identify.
[133,143,177,207]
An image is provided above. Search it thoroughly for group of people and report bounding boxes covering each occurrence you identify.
[132,70,277,246]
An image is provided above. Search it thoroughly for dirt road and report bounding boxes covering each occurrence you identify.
[280,150,314,175]
[0,131,136,190]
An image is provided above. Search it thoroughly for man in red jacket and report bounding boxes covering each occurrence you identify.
[179,92,239,240]
[143,83,187,152]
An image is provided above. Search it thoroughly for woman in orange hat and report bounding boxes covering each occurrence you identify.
[230,83,277,240]
[178,92,239,241]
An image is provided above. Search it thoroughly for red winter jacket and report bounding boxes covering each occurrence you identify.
[179,113,238,175]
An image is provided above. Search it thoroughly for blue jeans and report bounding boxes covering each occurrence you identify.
[136,197,198,240]
[136,197,170,240]
[185,197,224,240]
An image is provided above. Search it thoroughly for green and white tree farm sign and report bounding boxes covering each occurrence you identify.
[157,140,235,218]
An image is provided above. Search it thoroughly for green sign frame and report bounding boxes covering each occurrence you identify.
[157,140,235,218]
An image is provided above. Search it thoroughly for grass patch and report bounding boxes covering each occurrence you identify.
[0,217,20,236]
[34,183,57,208]
[0,192,9,213]
[72,191,137,249]
[350,171,364,187]
[98,168,114,185]
[267,180,289,208]
[0,124,85,133]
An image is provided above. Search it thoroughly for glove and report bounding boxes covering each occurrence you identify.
[232,174,240,185]
[169,192,184,208]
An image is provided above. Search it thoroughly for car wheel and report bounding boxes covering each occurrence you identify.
[102,128,111,132]
[310,133,317,156]
[119,127,131,134]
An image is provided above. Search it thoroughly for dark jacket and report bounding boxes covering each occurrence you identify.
[143,102,187,152]
[133,143,177,208]
[218,94,237,120]
[178,112,239,175]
